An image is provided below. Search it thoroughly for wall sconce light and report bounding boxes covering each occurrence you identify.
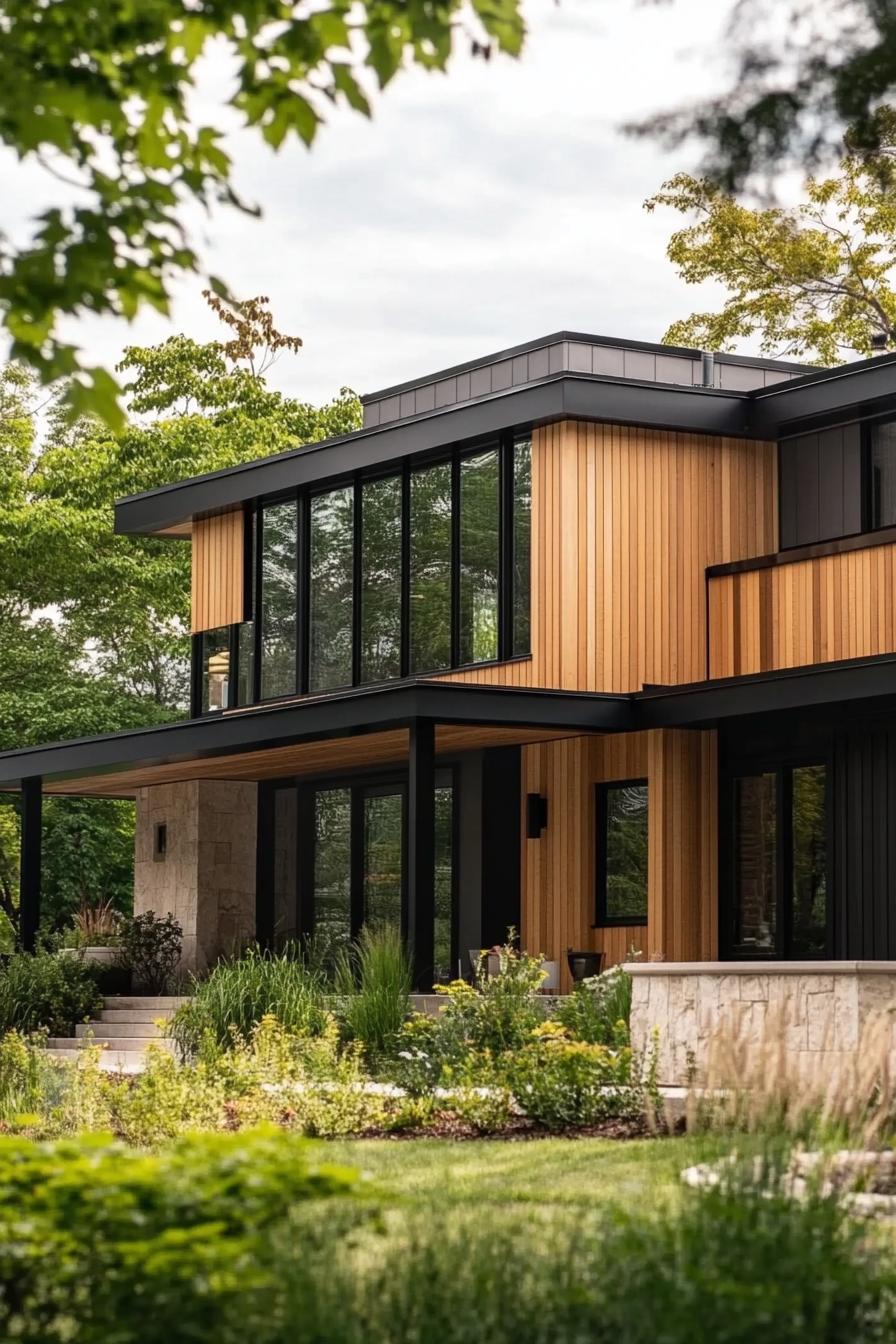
[526,793,548,839]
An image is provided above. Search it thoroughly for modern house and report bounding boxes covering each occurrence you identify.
[4,331,896,994]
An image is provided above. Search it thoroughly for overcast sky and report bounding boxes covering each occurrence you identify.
[5,0,750,407]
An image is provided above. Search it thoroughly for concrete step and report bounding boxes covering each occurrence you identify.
[47,1035,176,1053]
[96,1008,180,1024]
[101,997,191,1012]
[76,1021,165,1039]
[47,1047,148,1074]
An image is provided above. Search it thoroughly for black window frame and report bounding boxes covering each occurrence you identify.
[258,763,459,974]
[193,431,533,714]
[720,755,833,961]
[594,777,649,928]
[863,417,896,534]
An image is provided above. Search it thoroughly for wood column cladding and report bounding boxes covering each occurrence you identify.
[708,541,896,677]
[436,419,777,691]
[520,728,717,989]
[191,511,245,634]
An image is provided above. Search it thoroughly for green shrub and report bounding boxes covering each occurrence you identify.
[0,951,102,1036]
[118,910,182,993]
[333,924,411,1062]
[0,1129,360,1344]
[273,1183,896,1344]
[169,944,329,1057]
[393,938,548,1092]
[507,1023,640,1129]
[554,963,633,1045]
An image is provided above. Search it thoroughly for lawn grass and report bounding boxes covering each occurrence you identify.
[317,1133,712,1215]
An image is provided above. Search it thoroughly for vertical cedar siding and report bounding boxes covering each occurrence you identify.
[191,511,245,634]
[520,728,718,990]
[434,419,778,691]
[707,542,896,677]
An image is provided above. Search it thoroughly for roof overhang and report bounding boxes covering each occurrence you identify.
[113,375,755,538]
[0,680,631,795]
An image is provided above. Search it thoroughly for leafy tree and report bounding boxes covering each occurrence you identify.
[646,123,896,363]
[0,293,361,938]
[635,1,896,189]
[0,0,525,421]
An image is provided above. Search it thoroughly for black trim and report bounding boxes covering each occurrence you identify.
[114,376,758,537]
[0,681,630,791]
[450,454,461,670]
[594,779,649,928]
[19,777,42,952]
[707,523,896,578]
[351,480,363,689]
[719,756,832,961]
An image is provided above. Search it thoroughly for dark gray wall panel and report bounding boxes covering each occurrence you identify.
[780,423,864,548]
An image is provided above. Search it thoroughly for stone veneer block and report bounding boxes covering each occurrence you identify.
[134,780,258,973]
[628,963,896,1086]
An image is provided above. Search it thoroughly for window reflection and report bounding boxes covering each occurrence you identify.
[260,500,298,700]
[733,773,778,953]
[309,487,354,691]
[870,421,896,529]
[459,449,500,664]
[201,627,230,712]
[410,462,452,673]
[791,764,827,957]
[361,476,402,682]
[599,782,648,923]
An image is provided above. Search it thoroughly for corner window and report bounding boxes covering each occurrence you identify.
[728,762,828,958]
[868,421,896,530]
[595,780,648,926]
[199,626,231,713]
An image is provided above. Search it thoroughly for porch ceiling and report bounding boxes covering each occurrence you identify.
[0,680,626,799]
[41,724,576,798]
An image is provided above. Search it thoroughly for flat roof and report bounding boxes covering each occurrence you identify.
[112,332,896,540]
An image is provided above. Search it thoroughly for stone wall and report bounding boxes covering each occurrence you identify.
[628,962,896,1086]
[134,780,258,971]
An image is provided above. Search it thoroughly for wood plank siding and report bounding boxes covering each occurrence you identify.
[191,511,245,634]
[435,419,778,692]
[708,541,896,678]
[520,728,717,988]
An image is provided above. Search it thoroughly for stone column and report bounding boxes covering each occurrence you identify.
[134,780,258,972]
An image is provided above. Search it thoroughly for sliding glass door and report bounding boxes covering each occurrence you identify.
[726,761,829,959]
[269,772,455,982]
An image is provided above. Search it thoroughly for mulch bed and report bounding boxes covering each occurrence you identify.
[358,1113,664,1142]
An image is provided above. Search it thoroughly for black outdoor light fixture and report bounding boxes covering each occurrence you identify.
[526,793,548,839]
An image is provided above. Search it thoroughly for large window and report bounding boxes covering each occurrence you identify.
[595,780,649,926]
[360,475,402,682]
[409,461,452,673]
[309,486,354,691]
[192,432,532,714]
[869,421,896,530]
[459,448,500,664]
[268,773,456,982]
[727,762,828,958]
[260,499,298,700]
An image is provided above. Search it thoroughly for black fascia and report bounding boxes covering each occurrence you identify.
[0,681,633,791]
[113,376,755,538]
[634,652,896,729]
[750,352,896,439]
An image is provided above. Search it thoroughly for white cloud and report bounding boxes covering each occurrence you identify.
[4,0,747,406]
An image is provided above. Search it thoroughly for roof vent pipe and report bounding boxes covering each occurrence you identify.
[700,351,715,388]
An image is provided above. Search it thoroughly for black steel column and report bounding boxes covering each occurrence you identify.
[20,776,42,952]
[406,718,436,991]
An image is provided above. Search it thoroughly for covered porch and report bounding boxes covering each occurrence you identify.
[0,680,631,990]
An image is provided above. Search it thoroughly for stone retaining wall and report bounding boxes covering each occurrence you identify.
[628,962,896,1086]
